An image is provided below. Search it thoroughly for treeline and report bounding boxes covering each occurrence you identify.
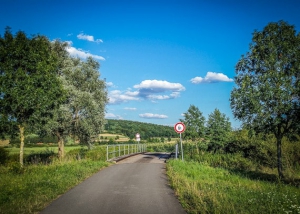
[104,119,177,140]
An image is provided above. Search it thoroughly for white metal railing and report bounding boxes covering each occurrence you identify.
[106,144,147,161]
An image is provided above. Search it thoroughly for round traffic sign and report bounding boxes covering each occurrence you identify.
[174,122,186,133]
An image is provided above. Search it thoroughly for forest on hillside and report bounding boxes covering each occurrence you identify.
[104,119,177,140]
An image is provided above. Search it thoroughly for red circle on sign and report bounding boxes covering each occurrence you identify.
[174,122,186,133]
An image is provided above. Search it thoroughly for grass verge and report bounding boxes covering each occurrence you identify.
[0,160,110,214]
[167,160,300,214]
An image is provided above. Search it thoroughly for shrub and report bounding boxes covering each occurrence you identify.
[25,148,55,165]
[0,147,9,165]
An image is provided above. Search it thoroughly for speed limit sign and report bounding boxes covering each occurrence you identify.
[174,122,186,133]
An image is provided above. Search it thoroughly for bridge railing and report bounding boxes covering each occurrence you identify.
[106,144,147,161]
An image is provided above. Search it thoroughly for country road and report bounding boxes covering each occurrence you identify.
[40,153,186,214]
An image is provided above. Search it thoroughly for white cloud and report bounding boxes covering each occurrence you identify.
[108,90,139,104]
[77,33,103,43]
[106,82,114,87]
[66,46,105,61]
[191,72,233,84]
[139,113,168,119]
[107,80,185,104]
[124,107,137,111]
[105,113,123,119]
[146,94,170,100]
[134,80,185,92]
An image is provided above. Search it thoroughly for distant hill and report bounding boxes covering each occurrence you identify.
[104,119,177,139]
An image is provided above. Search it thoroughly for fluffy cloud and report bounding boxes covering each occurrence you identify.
[77,33,103,43]
[134,80,185,92]
[134,80,185,100]
[191,72,233,84]
[105,113,123,119]
[108,90,140,104]
[139,113,168,119]
[108,80,185,104]
[66,45,105,61]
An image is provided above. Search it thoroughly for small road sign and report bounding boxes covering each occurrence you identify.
[174,122,185,133]
[136,133,140,142]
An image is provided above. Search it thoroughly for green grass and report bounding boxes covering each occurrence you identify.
[5,145,88,155]
[167,160,300,214]
[0,160,110,214]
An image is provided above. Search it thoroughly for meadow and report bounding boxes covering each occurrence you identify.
[167,160,300,214]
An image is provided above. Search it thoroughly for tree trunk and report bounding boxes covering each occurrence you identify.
[56,131,65,160]
[277,136,284,180]
[18,125,25,166]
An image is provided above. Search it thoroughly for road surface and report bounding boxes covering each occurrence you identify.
[40,153,186,214]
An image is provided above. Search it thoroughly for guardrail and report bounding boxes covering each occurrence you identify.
[106,144,147,161]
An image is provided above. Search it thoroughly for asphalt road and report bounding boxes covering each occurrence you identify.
[40,153,186,214]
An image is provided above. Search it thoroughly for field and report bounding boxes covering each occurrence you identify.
[5,145,87,155]
[99,133,130,142]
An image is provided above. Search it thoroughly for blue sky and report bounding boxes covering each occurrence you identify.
[1,0,300,129]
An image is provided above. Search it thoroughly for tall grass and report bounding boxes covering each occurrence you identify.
[0,147,109,214]
[167,160,300,214]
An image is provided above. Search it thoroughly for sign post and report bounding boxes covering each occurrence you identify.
[174,122,186,161]
[136,133,140,144]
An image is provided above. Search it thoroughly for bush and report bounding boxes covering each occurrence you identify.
[0,147,9,165]
[66,148,88,160]
[25,148,55,165]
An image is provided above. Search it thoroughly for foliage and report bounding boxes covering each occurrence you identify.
[105,119,177,139]
[0,147,9,165]
[146,142,177,153]
[230,20,300,178]
[25,148,55,165]
[206,108,231,152]
[167,160,300,214]
[180,105,206,141]
[0,27,66,165]
[42,54,108,157]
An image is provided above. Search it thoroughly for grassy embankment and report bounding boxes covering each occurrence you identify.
[0,146,110,214]
[167,158,300,214]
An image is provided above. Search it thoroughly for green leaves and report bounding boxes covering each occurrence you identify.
[0,28,67,164]
[230,20,300,178]
[231,21,300,135]
[180,105,206,141]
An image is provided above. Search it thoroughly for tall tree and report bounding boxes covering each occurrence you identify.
[230,21,300,179]
[180,105,206,141]
[206,109,231,152]
[44,56,108,157]
[0,28,66,165]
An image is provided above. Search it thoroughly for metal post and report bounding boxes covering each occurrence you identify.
[106,145,108,161]
[180,133,184,161]
[175,144,178,159]
[119,145,120,157]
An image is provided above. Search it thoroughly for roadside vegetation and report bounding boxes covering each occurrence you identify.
[0,20,300,214]
[0,147,109,214]
[166,20,300,214]
[167,160,300,214]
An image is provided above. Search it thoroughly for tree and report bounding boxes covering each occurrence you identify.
[43,55,108,157]
[206,109,231,152]
[0,28,65,165]
[180,105,206,141]
[230,21,300,179]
